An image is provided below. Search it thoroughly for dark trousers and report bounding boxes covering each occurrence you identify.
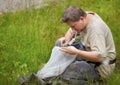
[55,40,107,85]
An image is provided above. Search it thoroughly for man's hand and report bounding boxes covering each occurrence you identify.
[60,46,78,55]
[59,37,69,47]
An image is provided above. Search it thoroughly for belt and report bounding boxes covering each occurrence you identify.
[109,58,116,64]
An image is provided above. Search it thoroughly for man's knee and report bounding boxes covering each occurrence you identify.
[61,61,99,81]
[61,61,89,79]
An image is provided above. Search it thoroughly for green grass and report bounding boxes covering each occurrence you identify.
[0,0,120,85]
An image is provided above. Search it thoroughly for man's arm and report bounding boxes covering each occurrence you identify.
[64,28,75,42]
[60,46,105,62]
[76,49,105,62]
[59,28,75,46]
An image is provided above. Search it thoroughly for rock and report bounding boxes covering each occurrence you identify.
[0,0,47,14]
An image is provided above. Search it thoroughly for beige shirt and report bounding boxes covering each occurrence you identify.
[70,12,116,78]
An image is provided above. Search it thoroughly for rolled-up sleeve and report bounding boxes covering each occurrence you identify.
[89,32,107,58]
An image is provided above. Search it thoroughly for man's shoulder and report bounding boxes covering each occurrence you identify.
[86,11,95,15]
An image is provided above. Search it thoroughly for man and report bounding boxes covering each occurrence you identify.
[18,6,116,85]
[58,6,116,85]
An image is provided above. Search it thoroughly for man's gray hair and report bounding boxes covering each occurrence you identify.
[62,6,87,23]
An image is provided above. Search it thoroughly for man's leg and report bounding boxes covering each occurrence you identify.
[61,61,100,85]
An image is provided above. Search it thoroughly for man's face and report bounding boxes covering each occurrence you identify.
[67,17,84,32]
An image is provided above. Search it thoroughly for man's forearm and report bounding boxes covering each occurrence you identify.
[76,50,105,62]
[64,29,74,42]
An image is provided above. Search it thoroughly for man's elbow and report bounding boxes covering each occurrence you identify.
[97,57,105,63]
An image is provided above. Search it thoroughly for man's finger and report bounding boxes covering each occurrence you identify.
[60,47,68,52]
[61,47,69,50]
